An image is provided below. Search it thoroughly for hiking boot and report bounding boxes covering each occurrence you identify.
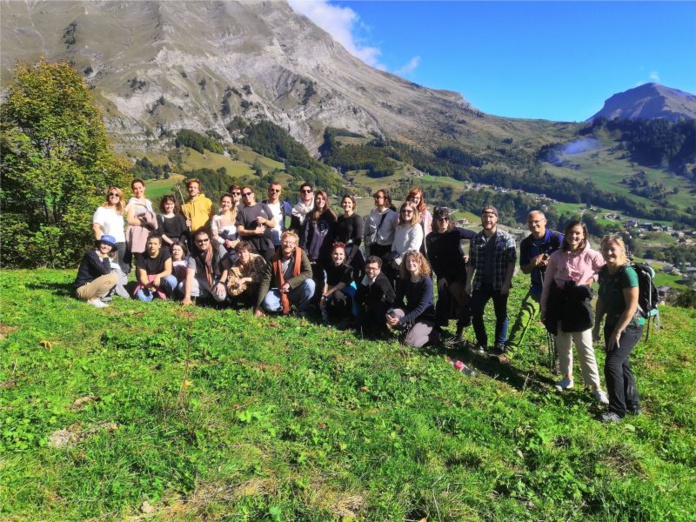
[591,390,610,405]
[554,377,574,392]
[600,412,623,423]
[490,353,510,365]
[627,405,642,416]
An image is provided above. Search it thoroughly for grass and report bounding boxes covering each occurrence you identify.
[1,269,694,520]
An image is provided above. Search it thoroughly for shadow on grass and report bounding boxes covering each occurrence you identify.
[26,281,74,297]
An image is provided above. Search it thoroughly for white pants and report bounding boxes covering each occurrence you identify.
[555,324,601,389]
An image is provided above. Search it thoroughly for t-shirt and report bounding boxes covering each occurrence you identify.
[235,203,274,232]
[157,214,188,243]
[598,265,644,326]
[325,262,353,287]
[136,249,171,275]
[93,206,126,242]
[265,201,283,246]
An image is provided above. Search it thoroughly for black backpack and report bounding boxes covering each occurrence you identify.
[625,261,660,340]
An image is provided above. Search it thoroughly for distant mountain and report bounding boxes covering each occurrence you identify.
[590,83,696,122]
[0,0,566,154]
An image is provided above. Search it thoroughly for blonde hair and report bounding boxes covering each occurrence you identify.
[398,201,421,227]
[600,235,629,266]
[102,186,125,214]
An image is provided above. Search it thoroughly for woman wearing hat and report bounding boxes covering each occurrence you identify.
[74,235,120,308]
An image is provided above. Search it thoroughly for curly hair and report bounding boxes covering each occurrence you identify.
[399,250,431,279]
[406,187,426,214]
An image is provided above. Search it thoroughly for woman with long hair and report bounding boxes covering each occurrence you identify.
[125,178,157,266]
[211,193,239,257]
[541,220,609,404]
[92,186,128,274]
[300,190,337,303]
[384,201,423,286]
[385,250,439,348]
[406,187,432,252]
[593,236,644,422]
[157,195,188,247]
[335,194,365,280]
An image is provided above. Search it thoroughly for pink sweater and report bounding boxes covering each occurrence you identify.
[540,243,605,312]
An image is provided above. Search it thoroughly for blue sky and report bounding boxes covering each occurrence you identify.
[288,1,696,122]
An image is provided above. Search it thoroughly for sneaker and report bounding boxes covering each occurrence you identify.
[490,353,510,365]
[471,344,487,354]
[591,390,610,405]
[600,412,622,423]
[494,342,506,353]
[87,298,108,309]
[100,296,114,303]
[554,377,574,392]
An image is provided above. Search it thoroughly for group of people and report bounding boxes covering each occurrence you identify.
[77,178,646,423]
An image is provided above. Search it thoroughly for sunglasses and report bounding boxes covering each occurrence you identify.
[301,189,313,193]
[437,217,449,222]
[269,188,281,193]
[108,192,120,197]
[401,210,414,214]
[231,191,241,196]
[196,238,210,244]
[242,192,253,196]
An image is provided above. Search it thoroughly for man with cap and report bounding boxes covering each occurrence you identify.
[465,206,517,353]
[74,235,120,308]
[494,210,563,363]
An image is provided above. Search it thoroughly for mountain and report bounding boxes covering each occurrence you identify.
[590,83,696,123]
[0,0,569,155]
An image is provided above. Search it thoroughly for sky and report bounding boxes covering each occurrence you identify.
[287,1,696,122]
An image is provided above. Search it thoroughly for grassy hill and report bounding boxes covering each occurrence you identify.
[1,269,694,520]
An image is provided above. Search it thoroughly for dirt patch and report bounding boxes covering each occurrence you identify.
[0,323,19,340]
[48,421,119,449]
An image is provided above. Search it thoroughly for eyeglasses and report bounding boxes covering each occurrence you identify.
[232,191,241,196]
[195,238,210,244]
[242,192,253,197]
[301,189,313,193]
[108,192,120,197]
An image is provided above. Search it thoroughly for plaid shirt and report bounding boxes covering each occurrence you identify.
[469,229,517,291]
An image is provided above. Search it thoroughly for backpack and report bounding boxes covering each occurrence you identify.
[625,262,660,340]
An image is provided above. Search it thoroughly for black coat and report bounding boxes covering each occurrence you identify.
[544,280,594,334]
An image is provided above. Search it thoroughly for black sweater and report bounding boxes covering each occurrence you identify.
[394,275,436,325]
[426,227,476,283]
[74,250,112,288]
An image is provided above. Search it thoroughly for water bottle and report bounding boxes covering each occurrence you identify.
[448,357,475,377]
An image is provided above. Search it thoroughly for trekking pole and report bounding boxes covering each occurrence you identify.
[539,268,559,373]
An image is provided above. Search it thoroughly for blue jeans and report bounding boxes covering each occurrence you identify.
[262,279,316,313]
[471,284,509,347]
[604,321,643,417]
[135,275,178,302]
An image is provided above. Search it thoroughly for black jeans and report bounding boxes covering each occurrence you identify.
[604,321,643,417]
[471,284,509,347]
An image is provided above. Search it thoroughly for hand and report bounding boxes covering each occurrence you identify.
[535,254,547,267]
[609,329,622,351]
[254,308,265,317]
[280,282,291,293]
[182,296,192,306]
[592,328,601,342]
[386,314,400,327]
[254,226,265,235]
[186,219,192,228]
[153,276,161,288]
[501,281,511,295]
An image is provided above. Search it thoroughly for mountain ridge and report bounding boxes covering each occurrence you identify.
[590,83,696,122]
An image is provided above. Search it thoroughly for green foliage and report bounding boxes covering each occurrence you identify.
[673,288,696,308]
[320,128,398,178]
[0,59,130,268]
[1,269,695,520]
[174,129,224,154]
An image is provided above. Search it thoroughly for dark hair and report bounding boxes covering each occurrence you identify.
[561,220,588,252]
[131,178,145,189]
[234,240,252,254]
[170,240,188,256]
[300,182,313,192]
[194,229,210,240]
[341,194,357,211]
[228,184,241,194]
[433,206,453,232]
[160,194,179,213]
[366,255,383,268]
[311,190,336,222]
[147,234,163,244]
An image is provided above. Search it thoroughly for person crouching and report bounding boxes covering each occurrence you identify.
[74,235,120,308]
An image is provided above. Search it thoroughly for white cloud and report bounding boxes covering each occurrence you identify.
[395,56,421,76]
[288,0,385,70]
[649,71,661,83]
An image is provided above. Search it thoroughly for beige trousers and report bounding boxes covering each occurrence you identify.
[76,273,119,301]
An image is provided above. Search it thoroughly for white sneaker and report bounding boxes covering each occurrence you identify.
[87,298,108,309]
[554,377,574,392]
[591,390,609,405]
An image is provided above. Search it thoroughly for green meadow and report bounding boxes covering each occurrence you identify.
[1,269,694,520]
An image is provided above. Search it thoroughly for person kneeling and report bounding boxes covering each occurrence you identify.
[133,235,178,301]
[74,235,120,308]
[255,231,315,316]
[385,250,439,348]
[181,230,228,306]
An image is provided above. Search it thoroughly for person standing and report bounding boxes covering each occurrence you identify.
[125,178,157,265]
[426,206,476,342]
[290,183,315,233]
[157,195,188,247]
[465,206,517,353]
[235,186,277,262]
[495,211,563,362]
[363,189,398,258]
[262,181,293,250]
[300,190,337,303]
[406,188,433,253]
[92,186,128,274]
[181,178,214,236]
[540,220,608,404]
[593,236,644,422]
[335,194,366,280]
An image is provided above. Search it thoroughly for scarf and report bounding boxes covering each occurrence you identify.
[271,246,303,315]
[196,245,215,287]
[291,201,313,225]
